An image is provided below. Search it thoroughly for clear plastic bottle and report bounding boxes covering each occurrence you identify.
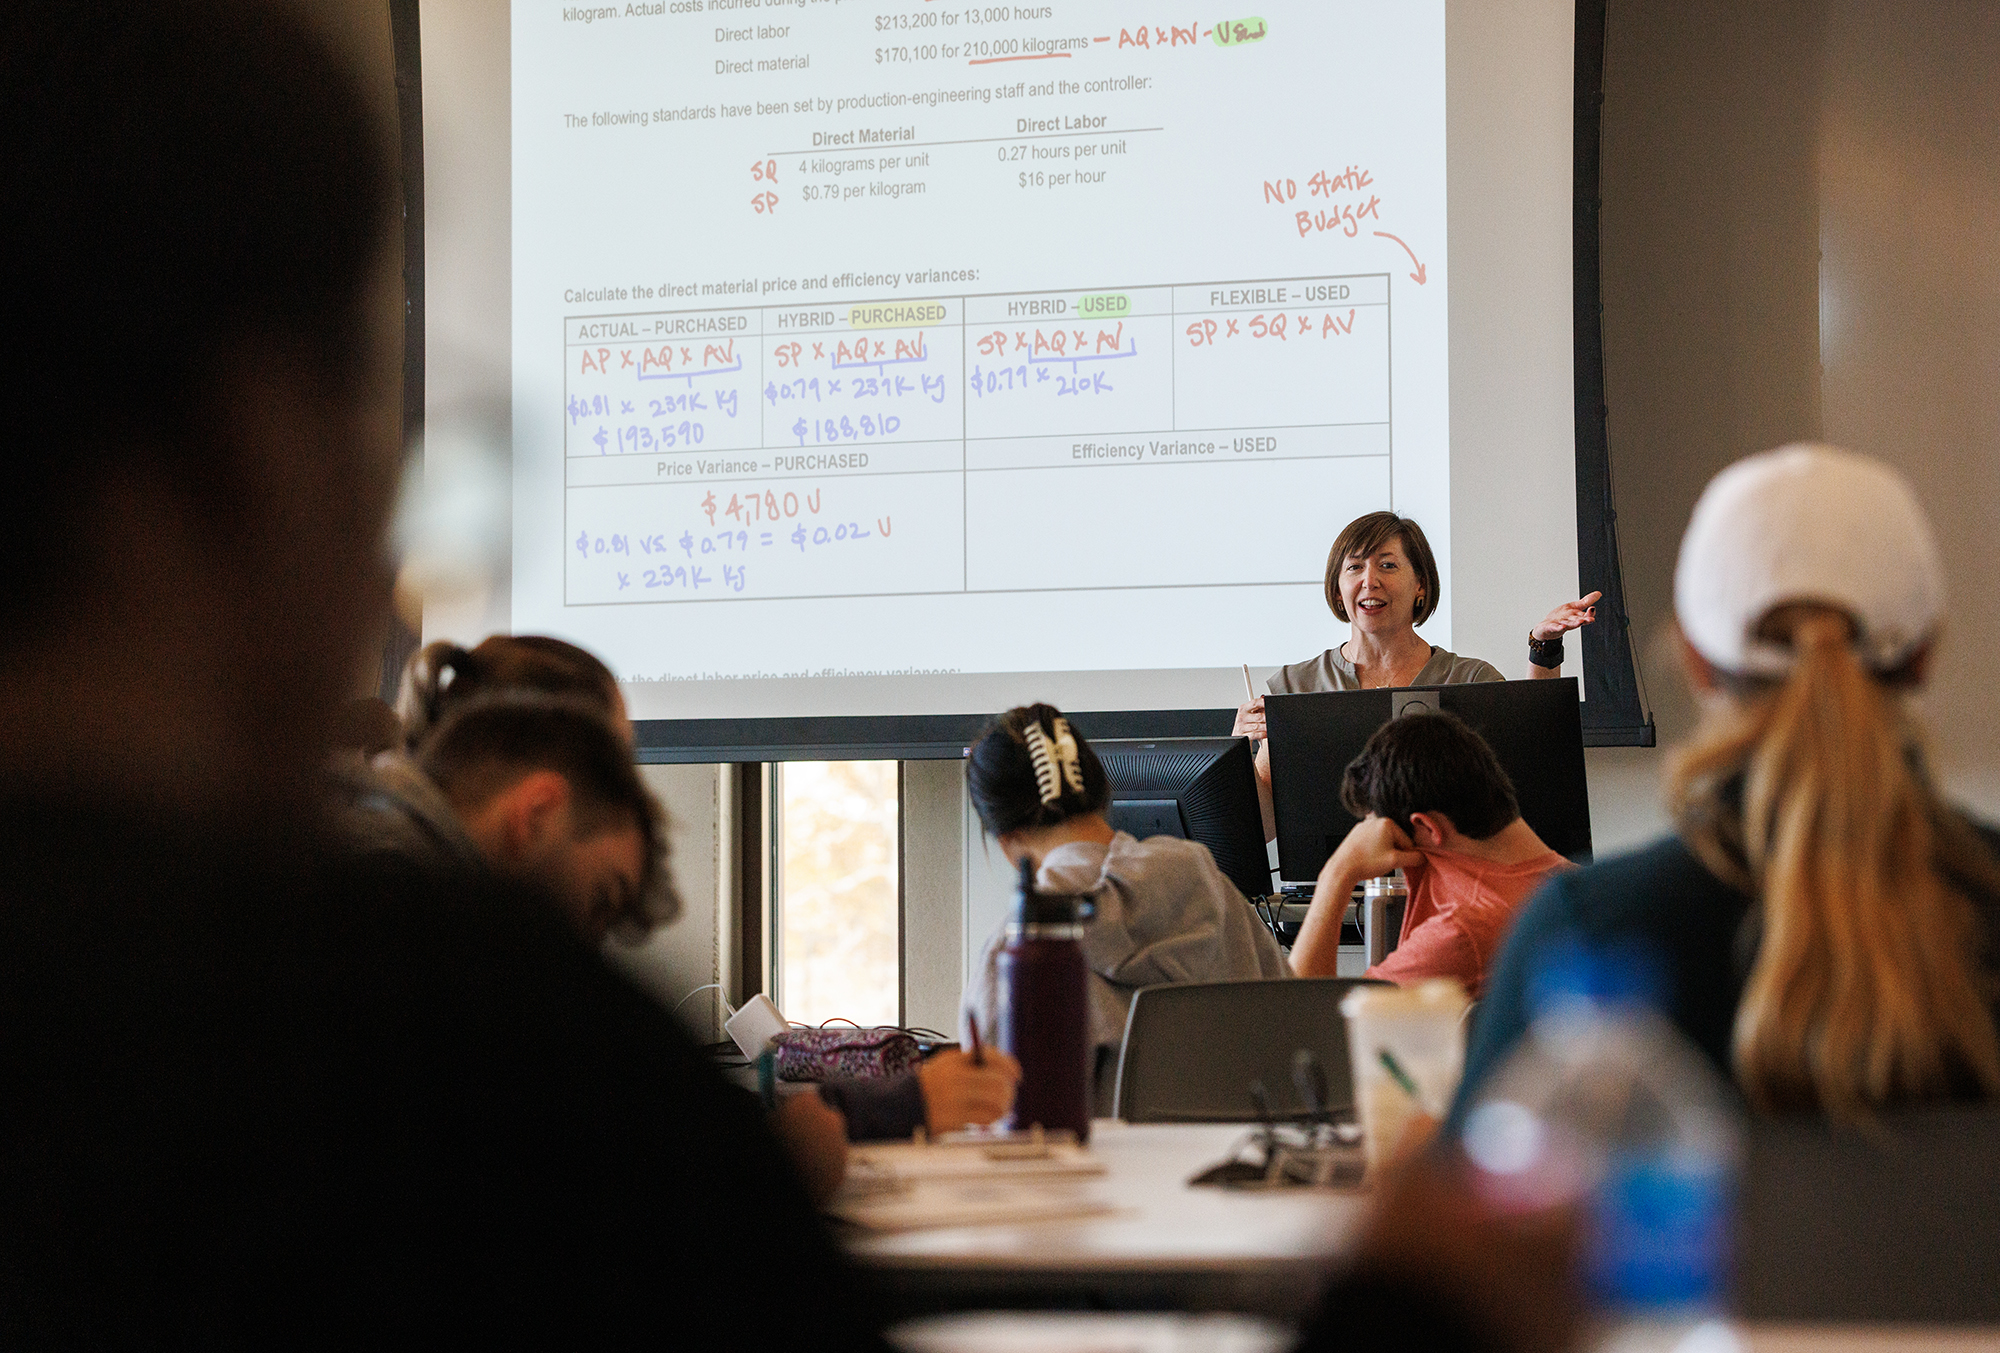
[1460,943,1744,1353]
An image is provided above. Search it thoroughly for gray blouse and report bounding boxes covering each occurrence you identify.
[1268,644,1505,694]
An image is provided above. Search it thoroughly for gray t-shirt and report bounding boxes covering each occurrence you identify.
[1268,644,1505,694]
[961,832,1291,1114]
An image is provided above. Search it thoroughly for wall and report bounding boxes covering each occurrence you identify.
[1583,0,2000,851]
[1817,0,2000,821]
[607,765,729,1042]
[1582,0,1828,854]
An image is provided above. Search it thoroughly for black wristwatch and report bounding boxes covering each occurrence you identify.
[1528,631,1564,669]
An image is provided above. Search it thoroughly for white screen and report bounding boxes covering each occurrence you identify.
[421,0,1579,728]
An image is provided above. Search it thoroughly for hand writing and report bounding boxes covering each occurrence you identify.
[918,1047,1022,1134]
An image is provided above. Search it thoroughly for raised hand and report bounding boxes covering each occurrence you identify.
[1532,591,1601,642]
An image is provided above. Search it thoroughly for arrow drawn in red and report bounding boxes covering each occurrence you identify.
[1373,231,1427,284]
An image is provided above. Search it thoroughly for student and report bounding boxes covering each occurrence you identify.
[1290,711,1572,995]
[960,704,1291,1111]
[409,695,660,942]
[0,3,885,1344]
[374,634,676,935]
[359,694,1018,1159]
[398,634,629,749]
[1457,445,2000,1122]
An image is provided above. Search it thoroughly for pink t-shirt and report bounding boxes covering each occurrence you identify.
[1365,847,1573,997]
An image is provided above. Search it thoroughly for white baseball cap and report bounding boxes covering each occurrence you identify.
[1673,443,1945,678]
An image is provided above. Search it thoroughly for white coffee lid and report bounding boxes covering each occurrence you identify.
[1674,443,1945,678]
[1340,978,1468,1019]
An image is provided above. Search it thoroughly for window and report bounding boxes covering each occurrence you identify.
[775,761,899,1027]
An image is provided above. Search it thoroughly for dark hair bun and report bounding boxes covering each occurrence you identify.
[967,703,1112,838]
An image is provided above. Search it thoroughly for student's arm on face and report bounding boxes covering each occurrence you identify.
[1292,816,1424,978]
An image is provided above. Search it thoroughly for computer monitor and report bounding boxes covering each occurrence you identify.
[1092,737,1272,902]
[1264,678,1592,884]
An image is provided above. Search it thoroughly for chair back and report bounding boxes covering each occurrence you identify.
[1735,1105,2000,1322]
[1111,977,1387,1122]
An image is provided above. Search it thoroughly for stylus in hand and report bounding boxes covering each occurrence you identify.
[1241,664,1263,745]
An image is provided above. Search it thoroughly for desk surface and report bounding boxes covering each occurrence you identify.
[845,1121,1364,1315]
[891,1313,2000,1353]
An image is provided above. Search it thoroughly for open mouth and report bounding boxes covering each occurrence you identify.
[1356,598,1388,614]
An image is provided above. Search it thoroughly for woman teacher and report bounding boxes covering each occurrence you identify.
[1234,511,1599,836]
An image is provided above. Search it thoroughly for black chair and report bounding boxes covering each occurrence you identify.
[1734,1105,2000,1323]
[1111,977,1387,1122]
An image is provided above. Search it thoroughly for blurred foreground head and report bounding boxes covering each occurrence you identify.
[1670,444,2000,1116]
[0,1,398,810]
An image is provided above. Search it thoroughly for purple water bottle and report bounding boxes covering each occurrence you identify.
[997,856,1092,1142]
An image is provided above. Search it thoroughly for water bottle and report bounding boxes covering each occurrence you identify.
[996,855,1092,1142]
[1459,942,1742,1351]
[1361,869,1409,966]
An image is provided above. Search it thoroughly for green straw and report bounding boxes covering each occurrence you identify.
[1378,1048,1422,1101]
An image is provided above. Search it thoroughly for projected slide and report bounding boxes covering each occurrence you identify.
[513,2,1448,694]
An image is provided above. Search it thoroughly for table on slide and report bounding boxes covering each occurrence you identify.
[843,1120,1365,1317]
[562,274,1390,607]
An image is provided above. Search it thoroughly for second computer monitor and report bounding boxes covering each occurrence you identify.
[1093,736,1272,903]
[1264,677,1592,885]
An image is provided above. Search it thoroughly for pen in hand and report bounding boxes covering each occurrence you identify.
[967,1013,985,1067]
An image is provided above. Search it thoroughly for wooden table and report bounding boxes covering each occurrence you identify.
[889,1313,2000,1353]
[844,1121,1367,1318]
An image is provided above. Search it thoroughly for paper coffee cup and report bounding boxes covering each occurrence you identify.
[1340,979,1469,1171]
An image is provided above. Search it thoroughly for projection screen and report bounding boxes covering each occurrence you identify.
[411,0,1649,757]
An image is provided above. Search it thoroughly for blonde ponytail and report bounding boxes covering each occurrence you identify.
[1671,612,2000,1117]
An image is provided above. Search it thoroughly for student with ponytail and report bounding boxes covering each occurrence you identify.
[396,635,629,749]
[1455,445,2000,1121]
[960,704,1291,1113]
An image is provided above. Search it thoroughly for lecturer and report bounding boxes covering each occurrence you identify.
[1234,511,1599,834]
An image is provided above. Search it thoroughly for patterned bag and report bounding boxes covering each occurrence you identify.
[771,1026,922,1082]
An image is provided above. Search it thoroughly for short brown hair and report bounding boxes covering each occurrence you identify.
[1323,512,1442,626]
[1339,710,1520,840]
[418,694,675,940]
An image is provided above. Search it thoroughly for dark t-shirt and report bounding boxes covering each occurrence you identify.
[0,801,886,1349]
[1449,822,2000,1131]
